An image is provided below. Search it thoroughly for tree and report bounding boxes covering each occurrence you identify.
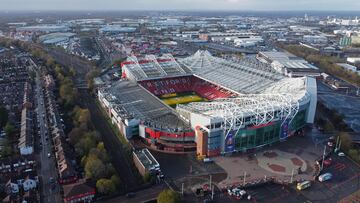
[68,127,85,145]
[72,107,91,128]
[110,174,121,189]
[323,120,334,133]
[0,106,8,128]
[69,66,77,77]
[54,64,64,76]
[143,172,152,183]
[157,189,181,203]
[77,109,91,126]
[86,142,109,163]
[4,122,15,138]
[81,155,88,167]
[85,68,100,92]
[348,149,359,163]
[46,57,55,68]
[59,77,78,107]
[1,146,12,157]
[75,134,97,157]
[338,132,352,152]
[96,178,116,195]
[0,140,12,157]
[85,155,106,179]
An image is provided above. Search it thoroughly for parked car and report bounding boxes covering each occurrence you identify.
[126,192,136,198]
[297,180,311,190]
[318,173,332,182]
[323,158,332,167]
[338,152,345,157]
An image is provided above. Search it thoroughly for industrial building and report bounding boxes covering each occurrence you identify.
[257,51,320,78]
[99,25,137,33]
[16,25,70,33]
[133,149,160,176]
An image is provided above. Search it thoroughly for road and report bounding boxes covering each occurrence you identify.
[95,37,112,68]
[35,70,62,203]
[102,184,166,203]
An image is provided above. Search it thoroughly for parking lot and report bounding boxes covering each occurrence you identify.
[299,153,360,202]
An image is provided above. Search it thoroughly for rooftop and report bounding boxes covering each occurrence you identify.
[180,50,284,94]
[100,80,191,131]
[133,148,160,171]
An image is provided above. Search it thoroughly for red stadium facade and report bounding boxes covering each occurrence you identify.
[142,127,196,153]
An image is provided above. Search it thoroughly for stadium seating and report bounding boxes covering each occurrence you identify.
[139,76,234,100]
[191,77,232,100]
[139,76,192,96]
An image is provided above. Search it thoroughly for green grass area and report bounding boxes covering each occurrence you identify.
[160,92,207,107]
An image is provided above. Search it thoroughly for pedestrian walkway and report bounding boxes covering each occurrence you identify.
[214,136,322,188]
[257,150,307,176]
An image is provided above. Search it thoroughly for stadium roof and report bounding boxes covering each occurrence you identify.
[117,51,313,135]
[123,50,284,94]
[180,50,284,94]
[100,80,191,131]
[123,54,192,81]
[177,76,312,136]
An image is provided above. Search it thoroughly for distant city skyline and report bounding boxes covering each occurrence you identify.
[1,0,360,11]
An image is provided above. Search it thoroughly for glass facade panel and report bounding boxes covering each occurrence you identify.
[290,110,306,131]
[234,122,280,151]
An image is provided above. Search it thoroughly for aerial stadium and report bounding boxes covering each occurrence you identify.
[98,50,317,156]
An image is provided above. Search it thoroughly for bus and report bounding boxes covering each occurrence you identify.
[318,173,332,182]
[296,180,311,190]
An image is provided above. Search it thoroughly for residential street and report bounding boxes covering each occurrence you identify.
[35,70,62,203]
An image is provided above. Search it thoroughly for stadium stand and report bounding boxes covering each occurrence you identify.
[139,76,234,100]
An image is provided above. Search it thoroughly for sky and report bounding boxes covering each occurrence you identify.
[1,0,360,11]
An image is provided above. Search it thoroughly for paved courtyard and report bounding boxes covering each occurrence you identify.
[213,135,323,188]
[258,150,307,175]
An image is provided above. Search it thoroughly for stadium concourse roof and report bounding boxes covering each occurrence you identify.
[100,80,192,132]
